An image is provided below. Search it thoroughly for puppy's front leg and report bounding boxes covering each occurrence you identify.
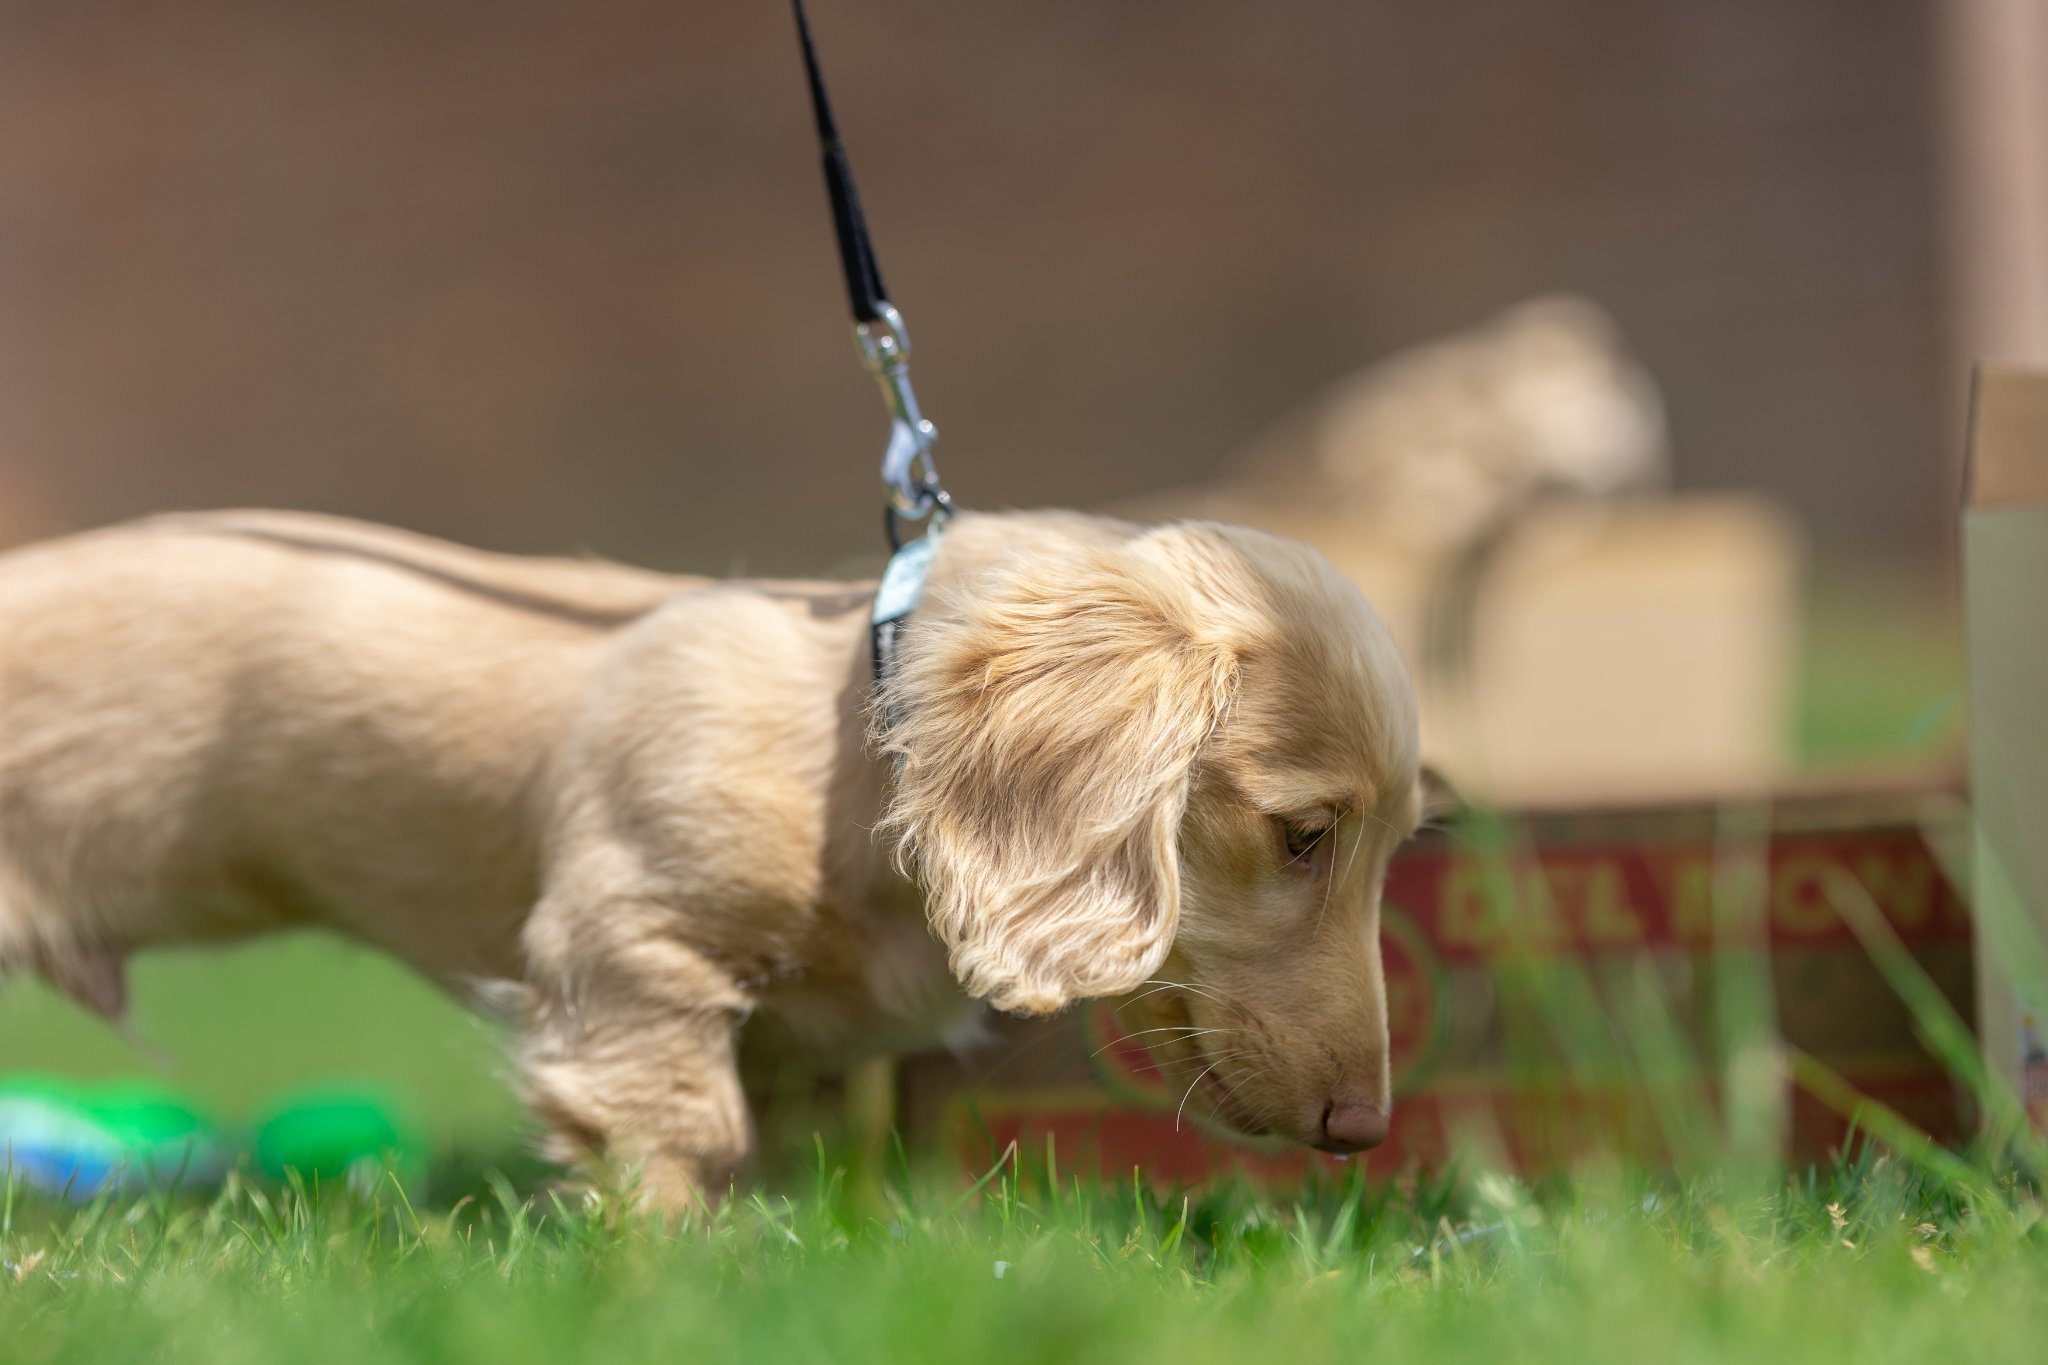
[518,908,753,1213]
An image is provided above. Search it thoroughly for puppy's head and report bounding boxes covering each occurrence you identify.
[882,514,1424,1153]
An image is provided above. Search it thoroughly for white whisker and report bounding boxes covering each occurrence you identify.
[1210,1063,1275,1128]
[1314,812,1367,938]
[1114,984,1191,1011]
[1152,1046,1258,1069]
[1129,979,1234,1010]
[1360,810,1405,840]
[1175,1059,1225,1132]
[1214,1064,1269,1109]
[1089,1026,1239,1059]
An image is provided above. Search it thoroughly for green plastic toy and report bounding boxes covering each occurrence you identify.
[0,1076,422,1199]
[251,1088,423,1186]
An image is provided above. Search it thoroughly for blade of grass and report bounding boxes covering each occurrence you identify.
[1785,1047,1986,1194]
[1821,864,2046,1172]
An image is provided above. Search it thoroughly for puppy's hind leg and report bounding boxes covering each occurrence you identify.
[518,897,754,1215]
[2,923,183,1070]
[0,916,130,1022]
[41,947,129,1022]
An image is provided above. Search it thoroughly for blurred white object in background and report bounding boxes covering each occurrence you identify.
[1117,296,1800,809]
[1242,295,1669,556]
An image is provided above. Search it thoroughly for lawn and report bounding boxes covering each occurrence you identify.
[2,1142,2044,1364]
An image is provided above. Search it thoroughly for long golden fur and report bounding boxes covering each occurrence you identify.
[0,508,1422,1207]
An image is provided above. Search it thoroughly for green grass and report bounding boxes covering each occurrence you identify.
[1,1144,2044,1364]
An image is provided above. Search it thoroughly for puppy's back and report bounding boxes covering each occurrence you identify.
[0,512,690,987]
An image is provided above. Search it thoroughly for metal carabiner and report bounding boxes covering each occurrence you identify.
[855,303,947,525]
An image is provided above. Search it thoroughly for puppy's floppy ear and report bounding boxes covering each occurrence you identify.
[880,534,1239,1016]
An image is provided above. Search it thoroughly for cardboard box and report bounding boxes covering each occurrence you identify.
[1963,365,2048,1134]
[899,791,1972,1180]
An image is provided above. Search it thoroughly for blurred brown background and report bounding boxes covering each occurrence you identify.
[0,0,1989,575]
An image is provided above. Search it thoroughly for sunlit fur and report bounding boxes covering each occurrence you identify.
[885,515,1421,1144]
[0,508,1420,1205]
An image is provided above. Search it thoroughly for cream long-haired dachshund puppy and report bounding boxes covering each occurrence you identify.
[0,508,1423,1207]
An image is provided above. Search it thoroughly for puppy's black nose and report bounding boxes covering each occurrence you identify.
[1315,1099,1390,1153]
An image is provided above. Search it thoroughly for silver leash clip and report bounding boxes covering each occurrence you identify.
[856,303,949,542]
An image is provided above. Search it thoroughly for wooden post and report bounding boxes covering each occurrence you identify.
[1961,365,2048,1135]
[1939,1,2048,370]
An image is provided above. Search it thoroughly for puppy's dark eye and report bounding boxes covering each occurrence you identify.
[1281,822,1330,861]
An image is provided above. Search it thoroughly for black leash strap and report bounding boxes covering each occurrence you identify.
[789,0,951,695]
[792,0,888,326]
[789,0,947,542]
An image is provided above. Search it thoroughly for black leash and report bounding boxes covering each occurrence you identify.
[792,0,888,327]
[789,0,951,695]
[789,0,951,548]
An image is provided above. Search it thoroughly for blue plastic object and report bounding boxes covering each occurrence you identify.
[0,1076,227,1198]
